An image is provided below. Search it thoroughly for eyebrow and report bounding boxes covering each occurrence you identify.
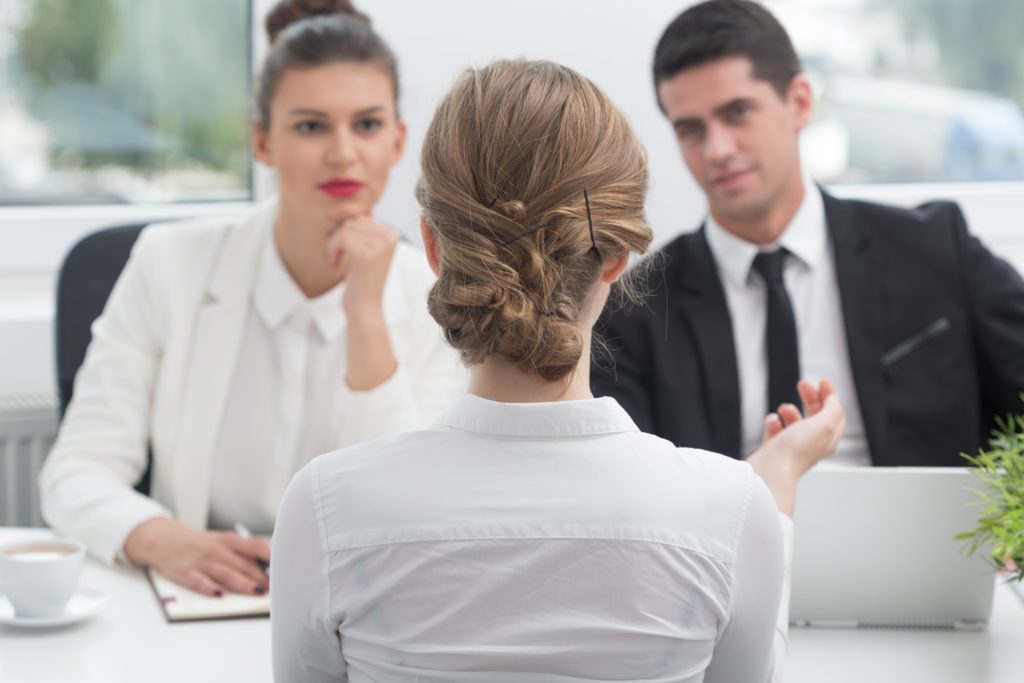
[286,105,387,118]
[353,105,385,117]
[288,108,328,118]
[671,97,756,130]
[713,97,755,117]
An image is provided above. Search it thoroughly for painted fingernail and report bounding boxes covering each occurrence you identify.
[213,589,224,598]
[254,585,265,595]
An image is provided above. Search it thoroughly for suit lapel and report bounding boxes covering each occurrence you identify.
[172,205,272,530]
[673,228,742,457]
[824,191,888,464]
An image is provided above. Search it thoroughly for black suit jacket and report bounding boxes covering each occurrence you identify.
[592,191,1024,466]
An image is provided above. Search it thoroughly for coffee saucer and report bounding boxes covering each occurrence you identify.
[0,586,109,628]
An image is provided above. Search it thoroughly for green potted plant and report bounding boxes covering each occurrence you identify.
[958,407,1024,583]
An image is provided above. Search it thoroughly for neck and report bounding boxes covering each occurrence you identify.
[468,332,595,403]
[273,205,344,299]
[714,166,807,246]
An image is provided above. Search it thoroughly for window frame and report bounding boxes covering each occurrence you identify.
[829,180,1024,244]
[0,0,267,277]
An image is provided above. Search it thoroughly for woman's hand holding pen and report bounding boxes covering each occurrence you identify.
[746,379,847,517]
[123,517,270,598]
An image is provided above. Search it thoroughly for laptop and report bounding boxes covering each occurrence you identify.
[789,467,996,630]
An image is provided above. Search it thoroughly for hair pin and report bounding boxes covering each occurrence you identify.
[499,224,548,246]
[583,189,597,251]
[495,190,599,250]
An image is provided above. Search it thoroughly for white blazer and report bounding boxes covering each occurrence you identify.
[40,200,466,564]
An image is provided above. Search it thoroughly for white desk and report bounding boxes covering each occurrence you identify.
[2,528,1023,682]
[786,580,1024,683]
[0,529,271,683]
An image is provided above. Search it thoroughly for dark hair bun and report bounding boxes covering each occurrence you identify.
[265,0,369,44]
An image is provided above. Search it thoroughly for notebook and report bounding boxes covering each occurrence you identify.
[789,466,996,629]
[147,569,269,623]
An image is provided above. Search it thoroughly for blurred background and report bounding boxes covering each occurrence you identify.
[1,0,1022,396]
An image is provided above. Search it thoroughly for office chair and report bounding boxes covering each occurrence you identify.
[54,222,154,494]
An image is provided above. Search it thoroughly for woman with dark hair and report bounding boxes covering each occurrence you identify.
[271,58,844,682]
[40,0,463,598]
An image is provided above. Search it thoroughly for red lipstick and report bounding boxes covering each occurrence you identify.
[319,178,363,198]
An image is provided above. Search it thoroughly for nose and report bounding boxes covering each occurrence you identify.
[703,122,737,165]
[325,128,357,167]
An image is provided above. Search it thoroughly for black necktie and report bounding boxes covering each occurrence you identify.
[752,249,801,412]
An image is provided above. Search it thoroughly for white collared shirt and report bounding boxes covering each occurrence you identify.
[705,177,870,466]
[208,227,352,534]
[271,394,793,683]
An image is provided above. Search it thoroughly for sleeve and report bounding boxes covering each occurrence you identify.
[703,476,790,683]
[591,303,658,435]
[39,230,173,565]
[271,459,346,682]
[333,245,466,448]
[954,206,1024,417]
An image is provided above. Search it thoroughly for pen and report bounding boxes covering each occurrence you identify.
[233,522,271,576]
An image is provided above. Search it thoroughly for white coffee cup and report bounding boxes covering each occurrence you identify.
[0,538,86,618]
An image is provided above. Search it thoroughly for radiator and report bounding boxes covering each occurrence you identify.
[0,392,58,527]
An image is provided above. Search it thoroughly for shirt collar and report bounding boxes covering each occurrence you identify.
[778,176,826,271]
[253,224,346,341]
[704,213,761,290]
[704,174,827,288]
[435,393,640,438]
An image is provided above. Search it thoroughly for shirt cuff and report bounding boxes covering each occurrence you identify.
[778,511,794,568]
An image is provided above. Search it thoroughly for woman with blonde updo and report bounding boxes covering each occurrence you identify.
[40,0,464,599]
[272,59,845,682]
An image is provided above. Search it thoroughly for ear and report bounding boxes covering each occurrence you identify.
[392,119,408,165]
[599,251,630,284]
[420,215,440,277]
[787,74,815,131]
[252,122,273,167]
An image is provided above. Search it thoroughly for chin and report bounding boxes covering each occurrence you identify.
[325,199,370,222]
[716,194,771,224]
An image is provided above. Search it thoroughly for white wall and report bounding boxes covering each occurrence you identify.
[358,0,708,250]
[1,0,1022,396]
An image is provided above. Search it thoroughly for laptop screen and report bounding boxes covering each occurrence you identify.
[790,467,995,629]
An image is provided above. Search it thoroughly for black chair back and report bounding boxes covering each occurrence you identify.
[55,223,152,493]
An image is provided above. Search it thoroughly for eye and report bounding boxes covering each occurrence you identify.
[725,102,751,123]
[676,123,704,142]
[355,117,383,134]
[294,120,326,134]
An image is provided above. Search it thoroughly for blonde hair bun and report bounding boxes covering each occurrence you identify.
[418,59,653,381]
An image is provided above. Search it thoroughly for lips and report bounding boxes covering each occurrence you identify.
[319,178,363,198]
[711,168,753,191]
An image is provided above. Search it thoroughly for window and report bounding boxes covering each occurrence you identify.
[0,0,252,205]
[772,0,1024,184]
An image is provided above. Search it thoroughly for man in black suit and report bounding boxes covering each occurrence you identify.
[592,0,1024,466]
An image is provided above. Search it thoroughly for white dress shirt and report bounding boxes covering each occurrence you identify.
[208,229,352,535]
[705,177,870,466]
[271,394,794,683]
